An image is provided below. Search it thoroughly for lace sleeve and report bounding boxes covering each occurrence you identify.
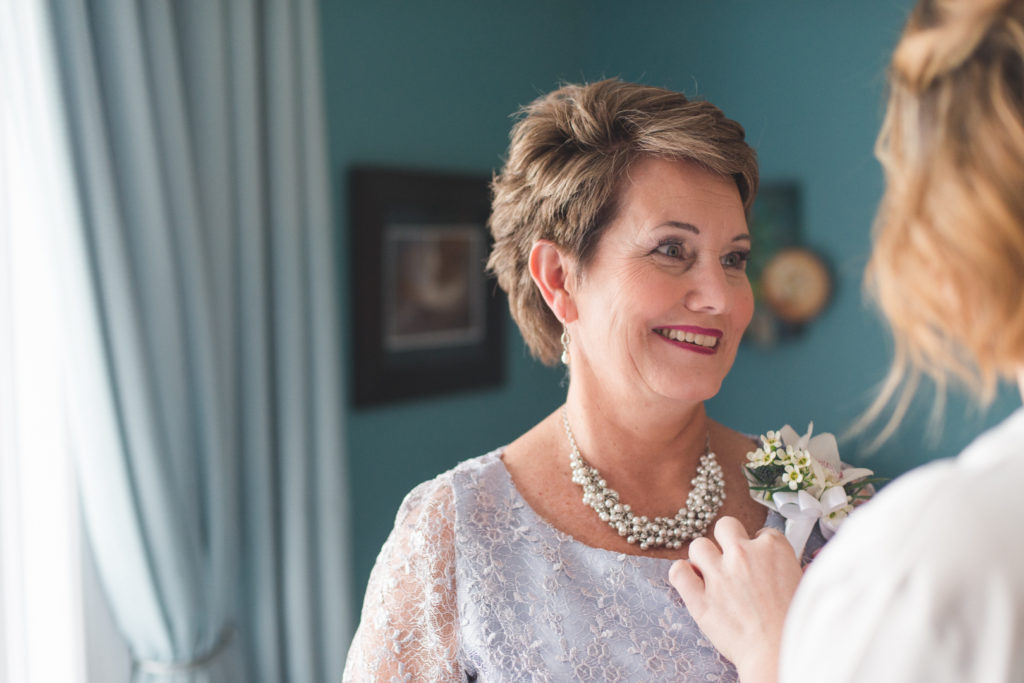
[343,475,460,682]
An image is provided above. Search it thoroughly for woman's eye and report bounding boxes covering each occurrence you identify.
[655,242,686,259]
[722,250,751,269]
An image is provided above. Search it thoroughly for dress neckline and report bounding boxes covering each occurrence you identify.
[486,448,677,566]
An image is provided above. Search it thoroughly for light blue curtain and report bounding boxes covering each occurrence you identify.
[47,0,350,681]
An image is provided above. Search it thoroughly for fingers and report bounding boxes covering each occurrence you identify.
[687,517,753,568]
[753,526,798,557]
[679,536,720,612]
[712,516,750,546]
[668,559,708,615]
[669,558,702,590]
[686,535,721,569]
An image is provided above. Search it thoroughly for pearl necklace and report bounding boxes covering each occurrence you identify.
[562,409,726,550]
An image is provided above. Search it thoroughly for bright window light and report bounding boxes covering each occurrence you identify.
[0,1,88,682]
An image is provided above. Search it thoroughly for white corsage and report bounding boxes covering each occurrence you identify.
[745,423,876,559]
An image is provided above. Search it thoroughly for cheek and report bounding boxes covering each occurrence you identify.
[733,281,755,330]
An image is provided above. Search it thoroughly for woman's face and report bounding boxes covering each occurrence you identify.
[568,157,753,405]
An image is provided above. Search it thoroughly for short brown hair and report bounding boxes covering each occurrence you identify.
[487,79,759,365]
[863,0,1024,439]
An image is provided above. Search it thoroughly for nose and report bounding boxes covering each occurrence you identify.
[682,259,731,314]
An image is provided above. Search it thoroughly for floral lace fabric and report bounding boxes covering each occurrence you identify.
[344,449,825,682]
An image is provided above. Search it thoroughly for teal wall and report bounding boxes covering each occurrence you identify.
[320,0,1022,624]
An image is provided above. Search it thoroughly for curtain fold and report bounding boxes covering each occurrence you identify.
[47,0,350,680]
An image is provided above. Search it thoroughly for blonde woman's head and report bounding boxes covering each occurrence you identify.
[867,0,1024,431]
[487,79,758,365]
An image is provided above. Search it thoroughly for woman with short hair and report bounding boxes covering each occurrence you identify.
[345,78,841,681]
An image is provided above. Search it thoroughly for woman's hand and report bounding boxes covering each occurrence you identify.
[669,517,802,683]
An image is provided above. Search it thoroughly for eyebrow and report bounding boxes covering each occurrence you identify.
[658,221,751,243]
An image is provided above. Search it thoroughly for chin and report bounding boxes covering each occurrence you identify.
[644,361,731,403]
[653,379,724,405]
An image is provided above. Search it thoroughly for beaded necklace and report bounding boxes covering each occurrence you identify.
[562,409,726,550]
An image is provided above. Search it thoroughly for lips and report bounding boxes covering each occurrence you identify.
[653,326,722,350]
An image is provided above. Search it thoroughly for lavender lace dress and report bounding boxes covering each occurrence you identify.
[344,449,824,682]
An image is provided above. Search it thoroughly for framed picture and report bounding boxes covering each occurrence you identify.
[348,166,504,407]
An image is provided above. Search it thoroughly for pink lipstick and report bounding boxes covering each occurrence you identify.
[653,325,722,355]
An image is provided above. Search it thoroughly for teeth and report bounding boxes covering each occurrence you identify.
[656,329,718,348]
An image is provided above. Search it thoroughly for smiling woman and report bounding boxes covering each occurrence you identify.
[559,157,754,407]
[343,79,865,682]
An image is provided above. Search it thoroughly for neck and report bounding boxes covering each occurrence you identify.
[1018,367,1024,403]
[563,380,709,487]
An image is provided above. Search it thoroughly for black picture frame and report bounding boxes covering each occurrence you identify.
[348,166,505,407]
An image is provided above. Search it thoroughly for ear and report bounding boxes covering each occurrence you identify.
[528,240,578,323]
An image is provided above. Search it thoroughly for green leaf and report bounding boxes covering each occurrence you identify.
[844,477,887,497]
[746,463,784,484]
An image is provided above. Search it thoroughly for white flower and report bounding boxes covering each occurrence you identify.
[794,451,810,468]
[820,502,856,537]
[827,503,854,523]
[746,445,780,467]
[836,464,875,488]
[778,423,836,497]
[783,464,804,490]
[807,457,831,498]
[744,422,878,558]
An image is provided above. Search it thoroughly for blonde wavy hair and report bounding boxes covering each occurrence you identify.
[487,79,758,365]
[864,0,1024,440]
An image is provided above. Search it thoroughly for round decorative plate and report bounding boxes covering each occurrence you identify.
[759,247,831,323]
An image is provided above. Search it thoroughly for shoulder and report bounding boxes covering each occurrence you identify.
[384,450,513,550]
[394,450,504,525]
[780,410,1024,682]
[356,453,509,622]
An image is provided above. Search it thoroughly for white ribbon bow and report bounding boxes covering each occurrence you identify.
[771,486,848,558]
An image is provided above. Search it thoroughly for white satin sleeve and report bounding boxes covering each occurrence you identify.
[343,475,461,682]
[780,441,1024,683]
